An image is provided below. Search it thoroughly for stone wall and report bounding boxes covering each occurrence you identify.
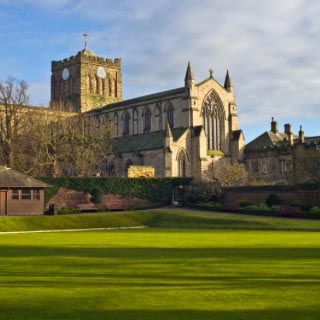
[223,186,320,206]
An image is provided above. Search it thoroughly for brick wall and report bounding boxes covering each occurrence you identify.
[223,186,320,206]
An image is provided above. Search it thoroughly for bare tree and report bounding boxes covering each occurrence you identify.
[205,158,248,187]
[25,111,111,177]
[0,77,29,167]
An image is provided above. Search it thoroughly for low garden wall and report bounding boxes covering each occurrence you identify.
[223,185,320,207]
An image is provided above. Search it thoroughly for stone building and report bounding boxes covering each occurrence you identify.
[50,49,245,178]
[244,118,320,185]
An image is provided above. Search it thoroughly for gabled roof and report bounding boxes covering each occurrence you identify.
[245,130,300,152]
[91,87,186,113]
[0,166,50,188]
[112,127,188,154]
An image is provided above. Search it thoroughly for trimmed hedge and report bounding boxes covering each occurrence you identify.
[39,177,193,205]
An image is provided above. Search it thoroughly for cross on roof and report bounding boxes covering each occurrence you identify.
[83,33,89,50]
[209,68,214,78]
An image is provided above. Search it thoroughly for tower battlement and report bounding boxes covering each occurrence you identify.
[50,49,122,113]
[52,50,121,71]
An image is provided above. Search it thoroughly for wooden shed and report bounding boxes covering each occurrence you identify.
[0,166,50,216]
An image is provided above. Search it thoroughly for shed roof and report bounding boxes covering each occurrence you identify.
[0,166,50,188]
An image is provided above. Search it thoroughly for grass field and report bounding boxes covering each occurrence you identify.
[0,227,320,319]
[1,208,320,232]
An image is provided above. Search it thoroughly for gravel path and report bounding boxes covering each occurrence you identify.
[0,226,148,235]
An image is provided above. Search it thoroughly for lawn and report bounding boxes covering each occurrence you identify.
[0,228,319,320]
[1,208,320,232]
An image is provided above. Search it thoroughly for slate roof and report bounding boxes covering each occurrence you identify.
[245,131,300,153]
[91,87,186,112]
[112,127,188,153]
[0,166,50,188]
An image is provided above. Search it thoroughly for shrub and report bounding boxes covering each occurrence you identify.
[186,180,221,204]
[310,206,320,214]
[239,200,256,208]
[290,199,312,212]
[57,207,81,215]
[265,193,281,207]
[90,186,103,204]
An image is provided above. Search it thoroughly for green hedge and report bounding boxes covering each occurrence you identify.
[39,177,193,205]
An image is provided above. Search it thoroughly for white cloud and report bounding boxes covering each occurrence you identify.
[4,0,320,129]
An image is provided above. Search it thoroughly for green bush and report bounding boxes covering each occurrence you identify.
[290,199,312,212]
[57,207,81,215]
[186,180,221,204]
[239,200,256,208]
[265,193,281,207]
[310,206,320,214]
[90,186,103,204]
[38,177,193,205]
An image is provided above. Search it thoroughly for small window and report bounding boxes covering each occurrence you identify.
[251,161,258,174]
[279,160,287,174]
[262,164,268,174]
[12,189,19,200]
[34,189,40,200]
[21,189,31,200]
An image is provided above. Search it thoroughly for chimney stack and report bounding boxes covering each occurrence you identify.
[299,125,305,143]
[284,123,293,145]
[271,117,278,134]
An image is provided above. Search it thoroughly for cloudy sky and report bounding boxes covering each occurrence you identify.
[0,0,319,141]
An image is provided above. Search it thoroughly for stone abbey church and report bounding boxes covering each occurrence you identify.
[50,48,245,178]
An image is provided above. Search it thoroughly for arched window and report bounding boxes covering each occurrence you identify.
[155,102,162,131]
[69,77,73,94]
[107,161,115,176]
[125,159,133,176]
[89,76,95,93]
[123,110,130,136]
[202,91,224,150]
[113,112,119,137]
[177,149,187,177]
[166,102,174,128]
[114,76,118,98]
[95,76,100,94]
[133,108,139,135]
[142,106,152,132]
[102,79,106,95]
[108,77,112,96]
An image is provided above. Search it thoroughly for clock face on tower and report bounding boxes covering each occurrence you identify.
[62,68,70,80]
[97,66,106,79]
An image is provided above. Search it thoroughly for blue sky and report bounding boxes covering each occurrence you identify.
[0,0,319,142]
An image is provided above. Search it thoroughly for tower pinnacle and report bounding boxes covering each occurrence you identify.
[224,70,233,92]
[184,62,195,87]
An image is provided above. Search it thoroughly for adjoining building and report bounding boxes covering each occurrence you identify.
[244,118,320,185]
[0,166,49,215]
[51,49,245,178]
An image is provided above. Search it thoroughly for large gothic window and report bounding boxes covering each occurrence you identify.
[142,106,152,132]
[133,108,139,135]
[202,91,224,150]
[107,161,115,176]
[125,159,133,176]
[155,102,162,130]
[123,110,130,136]
[177,149,187,177]
[166,103,174,128]
[113,112,118,137]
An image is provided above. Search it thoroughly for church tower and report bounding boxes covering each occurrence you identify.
[50,46,122,113]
